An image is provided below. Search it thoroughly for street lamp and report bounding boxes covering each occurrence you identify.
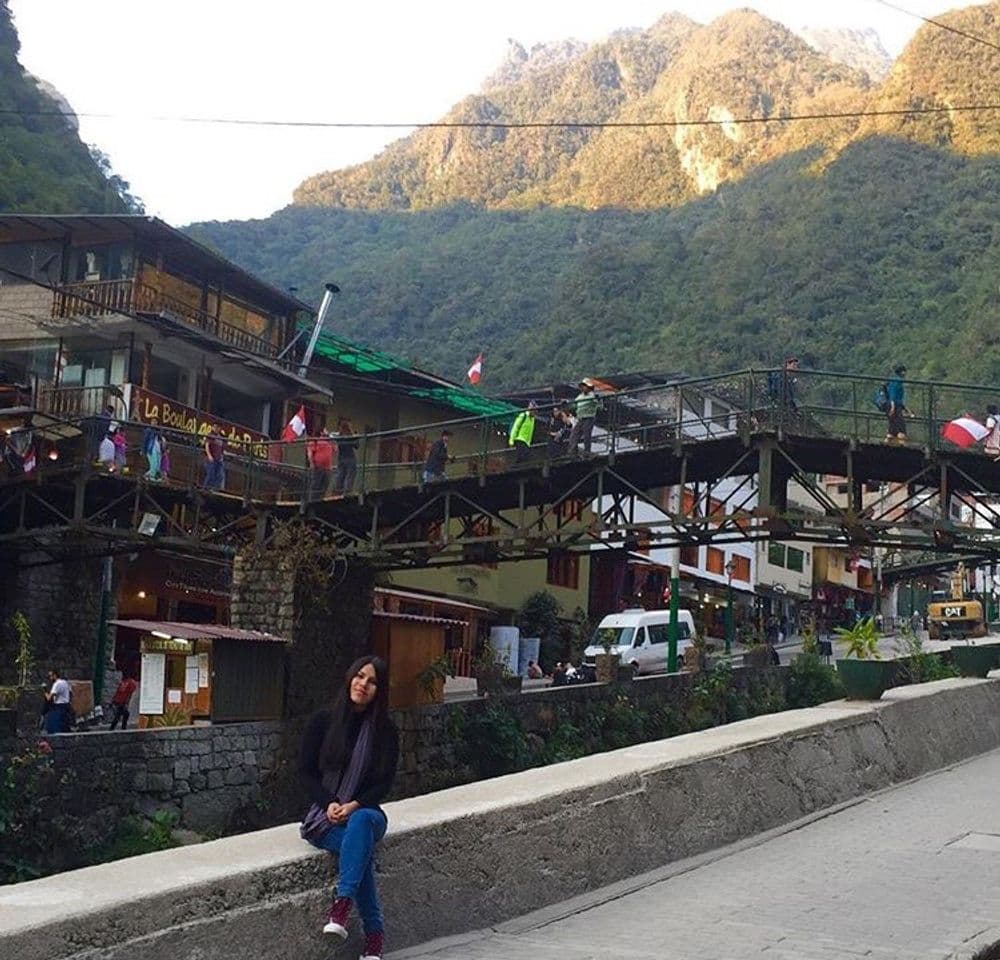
[725,558,737,655]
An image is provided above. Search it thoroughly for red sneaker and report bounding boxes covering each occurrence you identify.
[322,896,352,938]
[360,930,384,958]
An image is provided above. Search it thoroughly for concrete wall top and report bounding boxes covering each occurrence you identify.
[1,678,996,960]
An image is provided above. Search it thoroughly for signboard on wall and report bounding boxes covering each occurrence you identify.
[139,652,166,715]
[131,386,269,457]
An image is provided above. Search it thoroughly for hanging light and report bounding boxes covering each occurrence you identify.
[48,447,59,461]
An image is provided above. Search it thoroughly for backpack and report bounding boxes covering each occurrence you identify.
[873,383,890,413]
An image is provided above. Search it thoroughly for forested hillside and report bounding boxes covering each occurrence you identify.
[0,0,138,213]
[190,138,1000,390]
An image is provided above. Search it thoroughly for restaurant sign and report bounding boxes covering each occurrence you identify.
[130,386,269,457]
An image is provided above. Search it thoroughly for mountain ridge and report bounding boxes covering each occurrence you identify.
[293,3,999,212]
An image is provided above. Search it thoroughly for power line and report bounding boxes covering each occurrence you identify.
[2,102,1000,130]
[869,0,1000,55]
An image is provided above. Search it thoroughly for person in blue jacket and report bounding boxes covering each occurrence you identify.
[885,364,910,443]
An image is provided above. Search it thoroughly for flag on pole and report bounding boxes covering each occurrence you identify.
[467,353,484,386]
[281,405,307,442]
[941,416,989,448]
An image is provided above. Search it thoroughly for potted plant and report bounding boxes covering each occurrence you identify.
[416,654,453,705]
[473,639,522,697]
[835,618,895,699]
[595,629,621,683]
[684,633,709,673]
[741,629,773,670]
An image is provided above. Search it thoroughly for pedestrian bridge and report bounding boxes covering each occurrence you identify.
[1,678,998,960]
[2,368,1000,567]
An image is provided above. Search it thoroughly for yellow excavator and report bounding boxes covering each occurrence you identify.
[926,564,986,640]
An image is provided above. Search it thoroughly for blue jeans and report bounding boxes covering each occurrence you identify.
[312,807,387,933]
[204,458,225,490]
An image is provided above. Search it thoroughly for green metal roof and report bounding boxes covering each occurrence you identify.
[311,330,412,375]
[307,327,518,419]
[407,387,519,419]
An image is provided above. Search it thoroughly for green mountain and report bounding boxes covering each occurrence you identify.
[0,0,139,213]
[189,3,1000,391]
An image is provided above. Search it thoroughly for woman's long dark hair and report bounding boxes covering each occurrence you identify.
[319,655,393,777]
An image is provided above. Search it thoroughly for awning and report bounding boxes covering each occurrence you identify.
[0,407,82,440]
[372,611,468,627]
[108,619,289,643]
[373,586,496,615]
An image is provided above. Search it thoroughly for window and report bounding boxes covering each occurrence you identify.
[732,555,751,582]
[706,547,725,575]
[546,552,579,589]
[768,543,786,567]
[680,545,699,567]
[786,547,805,573]
[647,622,690,643]
[556,499,585,523]
[463,517,497,568]
[858,567,873,590]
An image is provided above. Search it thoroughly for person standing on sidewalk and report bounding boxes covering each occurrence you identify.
[568,380,599,455]
[508,401,538,463]
[108,673,138,730]
[298,656,399,960]
[44,668,72,734]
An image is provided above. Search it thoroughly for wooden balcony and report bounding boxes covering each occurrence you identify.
[52,279,283,362]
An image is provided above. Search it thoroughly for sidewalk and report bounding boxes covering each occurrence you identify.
[395,747,1000,960]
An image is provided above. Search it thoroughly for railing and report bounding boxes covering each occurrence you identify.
[52,280,283,363]
[38,384,121,418]
[9,367,1000,509]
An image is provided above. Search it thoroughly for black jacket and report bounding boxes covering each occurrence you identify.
[298,708,399,811]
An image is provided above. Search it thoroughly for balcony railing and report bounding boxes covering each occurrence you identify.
[52,279,283,363]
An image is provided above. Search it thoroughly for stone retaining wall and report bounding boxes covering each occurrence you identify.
[44,721,284,840]
[3,678,998,960]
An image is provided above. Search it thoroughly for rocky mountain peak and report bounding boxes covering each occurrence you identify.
[798,26,892,81]
[481,38,588,90]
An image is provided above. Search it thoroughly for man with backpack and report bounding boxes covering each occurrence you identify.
[884,365,910,443]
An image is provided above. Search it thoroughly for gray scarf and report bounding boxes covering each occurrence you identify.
[300,710,376,844]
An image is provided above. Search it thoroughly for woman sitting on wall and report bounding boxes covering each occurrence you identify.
[298,656,399,960]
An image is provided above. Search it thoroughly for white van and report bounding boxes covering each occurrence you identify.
[582,609,697,677]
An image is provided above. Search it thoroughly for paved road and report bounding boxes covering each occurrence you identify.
[396,749,1000,960]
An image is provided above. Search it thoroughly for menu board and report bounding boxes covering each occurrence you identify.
[139,653,165,715]
[184,656,200,694]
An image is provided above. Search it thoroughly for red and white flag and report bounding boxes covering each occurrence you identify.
[281,405,307,442]
[941,416,989,448]
[467,353,484,386]
[22,448,36,473]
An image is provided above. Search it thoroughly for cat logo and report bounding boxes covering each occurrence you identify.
[942,605,966,618]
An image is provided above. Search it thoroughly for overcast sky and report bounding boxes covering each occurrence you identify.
[9,1,976,225]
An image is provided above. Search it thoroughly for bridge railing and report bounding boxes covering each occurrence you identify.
[7,367,1000,507]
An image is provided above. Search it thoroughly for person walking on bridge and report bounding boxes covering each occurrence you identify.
[568,380,599,455]
[885,365,910,444]
[423,429,452,483]
[509,401,538,463]
[298,656,399,960]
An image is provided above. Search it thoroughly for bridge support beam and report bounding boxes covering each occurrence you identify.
[756,441,791,515]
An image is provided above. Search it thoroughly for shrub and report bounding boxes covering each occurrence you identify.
[457,705,531,778]
[785,652,845,707]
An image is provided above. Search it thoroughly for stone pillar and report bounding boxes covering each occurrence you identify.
[0,544,116,691]
[230,549,374,719]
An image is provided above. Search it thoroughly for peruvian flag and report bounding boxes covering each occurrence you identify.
[281,405,307,442]
[22,447,36,473]
[941,416,989,448]
[467,353,484,386]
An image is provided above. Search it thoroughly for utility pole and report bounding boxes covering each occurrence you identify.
[667,483,681,672]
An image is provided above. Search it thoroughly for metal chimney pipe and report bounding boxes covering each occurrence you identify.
[298,282,340,377]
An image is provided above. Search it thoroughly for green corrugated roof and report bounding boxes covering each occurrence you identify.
[307,327,518,419]
[408,387,519,419]
[311,330,412,375]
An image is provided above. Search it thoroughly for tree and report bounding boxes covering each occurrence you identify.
[517,591,562,670]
